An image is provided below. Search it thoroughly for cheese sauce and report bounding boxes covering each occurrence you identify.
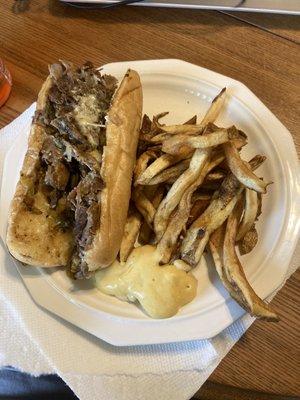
[95,245,197,318]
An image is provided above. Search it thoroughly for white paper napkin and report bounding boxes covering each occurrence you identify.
[0,105,298,400]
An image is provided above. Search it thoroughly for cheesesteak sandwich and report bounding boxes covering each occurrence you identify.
[7,61,142,279]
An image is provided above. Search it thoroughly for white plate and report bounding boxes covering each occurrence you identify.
[0,59,299,346]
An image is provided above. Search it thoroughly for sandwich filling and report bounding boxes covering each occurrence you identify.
[32,61,117,278]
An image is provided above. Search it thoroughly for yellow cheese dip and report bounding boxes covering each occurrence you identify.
[95,245,197,318]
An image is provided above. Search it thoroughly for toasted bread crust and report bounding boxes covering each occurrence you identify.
[85,70,143,270]
[6,77,74,266]
[7,68,142,271]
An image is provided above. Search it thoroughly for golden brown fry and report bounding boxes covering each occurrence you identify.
[152,185,165,207]
[239,225,258,255]
[153,111,169,124]
[151,125,203,142]
[162,128,232,155]
[188,197,211,226]
[209,224,244,305]
[134,149,158,185]
[136,153,190,186]
[204,170,226,182]
[140,114,152,134]
[237,189,258,241]
[145,159,190,186]
[152,115,200,139]
[151,88,226,143]
[180,173,244,267]
[201,87,226,126]
[157,153,224,264]
[132,187,156,227]
[154,148,211,242]
[184,115,197,125]
[119,209,142,263]
[194,154,264,262]
[223,202,278,321]
[224,141,269,193]
[200,181,222,191]
[209,224,258,309]
[138,186,165,245]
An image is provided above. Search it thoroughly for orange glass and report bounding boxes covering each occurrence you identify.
[0,59,12,107]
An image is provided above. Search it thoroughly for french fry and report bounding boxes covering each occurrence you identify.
[237,189,258,241]
[134,149,159,185]
[162,128,232,155]
[136,153,190,186]
[209,224,259,309]
[119,208,142,263]
[140,114,152,134]
[223,201,278,321]
[151,125,203,142]
[201,87,226,126]
[138,186,165,245]
[151,88,226,142]
[224,141,270,193]
[145,159,190,186]
[188,196,211,226]
[239,225,258,255]
[180,172,244,267]
[184,115,197,125]
[132,187,156,227]
[209,224,245,305]
[154,148,211,242]
[157,154,224,264]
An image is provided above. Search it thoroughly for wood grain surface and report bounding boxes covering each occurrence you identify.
[223,12,300,43]
[0,2,299,399]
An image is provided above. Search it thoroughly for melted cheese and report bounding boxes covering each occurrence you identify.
[74,94,99,129]
[95,245,197,318]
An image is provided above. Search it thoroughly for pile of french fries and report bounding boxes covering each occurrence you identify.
[120,88,278,321]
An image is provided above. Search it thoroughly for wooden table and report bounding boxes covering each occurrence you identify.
[0,2,299,399]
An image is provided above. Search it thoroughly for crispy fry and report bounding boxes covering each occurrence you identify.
[119,208,142,263]
[209,224,244,305]
[138,186,165,245]
[182,154,265,265]
[184,115,197,125]
[188,197,211,226]
[223,201,278,321]
[154,148,211,242]
[150,123,218,144]
[204,170,226,182]
[164,169,226,186]
[151,88,226,142]
[224,141,269,193]
[157,154,224,264]
[151,125,203,142]
[140,114,152,134]
[237,189,258,241]
[201,87,226,126]
[134,149,159,185]
[239,225,258,255]
[162,128,232,155]
[132,187,156,227]
[200,181,222,191]
[153,111,169,124]
[191,192,212,202]
[145,159,190,186]
[248,155,266,170]
[136,153,191,186]
[180,173,244,267]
